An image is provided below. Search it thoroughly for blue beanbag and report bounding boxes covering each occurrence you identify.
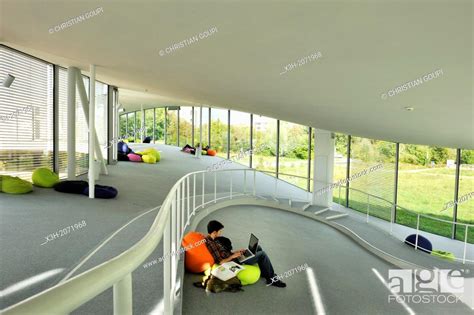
[404,234,432,253]
[83,185,118,199]
[54,180,89,194]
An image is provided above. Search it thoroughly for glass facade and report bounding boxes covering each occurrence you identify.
[154,108,165,144]
[349,137,396,221]
[210,108,228,158]
[229,110,251,167]
[252,115,277,174]
[179,106,193,146]
[166,108,178,146]
[279,121,310,189]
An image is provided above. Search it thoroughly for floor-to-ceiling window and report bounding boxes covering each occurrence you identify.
[252,115,277,174]
[210,108,228,158]
[0,46,54,181]
[229,110,251,166]
[455,149,474,242]
[126,112,135,142]
[348,137,395,221]
[135,111,142,143]
[179,106,193,146]
[154,108,165,144]
[397,144,457,239]
[119,114,127,139]
[145,109,154,141]
[166,108,178,146]
[279,121,310,189]
[194,107,209,147]
[332,134,349,204]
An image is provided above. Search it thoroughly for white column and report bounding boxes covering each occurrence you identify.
[76,71,108,175]
[196,105,203,158]
[67,67,77,180]
[141,105,145,142]
[312,129,335,207]
[89,65,96,199]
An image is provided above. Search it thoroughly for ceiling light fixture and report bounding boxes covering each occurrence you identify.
[404,106,414,111]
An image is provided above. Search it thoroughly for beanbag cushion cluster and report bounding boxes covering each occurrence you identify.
[182,232,214,273]
[0,175,33,194]
[404,234,432,253]
[182,144,216,156]
[32,168,59,188]
[237,264,261,285]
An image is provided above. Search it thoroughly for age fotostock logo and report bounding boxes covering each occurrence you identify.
[388,269,465,304]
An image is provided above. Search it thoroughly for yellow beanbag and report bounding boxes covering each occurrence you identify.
[142,154,156,164]
[237,264,261,285]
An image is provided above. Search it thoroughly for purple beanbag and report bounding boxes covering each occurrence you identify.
[83,185,118,199]
[127,153,142,162]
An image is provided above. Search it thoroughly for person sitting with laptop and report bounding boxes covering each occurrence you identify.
[204,220,286,288]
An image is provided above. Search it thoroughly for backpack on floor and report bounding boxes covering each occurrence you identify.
[193,274,243,293]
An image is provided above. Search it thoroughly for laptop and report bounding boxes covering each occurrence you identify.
[238,233,259,263]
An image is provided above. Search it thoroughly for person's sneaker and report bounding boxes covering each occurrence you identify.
[266,278,287,288]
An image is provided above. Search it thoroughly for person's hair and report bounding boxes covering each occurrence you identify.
[215,236,232,251]
[207,220,224,234]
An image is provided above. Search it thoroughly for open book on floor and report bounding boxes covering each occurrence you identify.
[211,262,245,281]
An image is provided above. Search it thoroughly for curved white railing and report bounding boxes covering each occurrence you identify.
[3,168,310,315]
[335,186,473,264]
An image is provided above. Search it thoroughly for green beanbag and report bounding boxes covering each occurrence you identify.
[237,264,261,285]
[142,148,161,162]
[431,250,455,261]
[2,176,33,194]
[142,154,157,164]
[32,167,59,188]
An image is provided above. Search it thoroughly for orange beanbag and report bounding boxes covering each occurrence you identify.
[182,231,214,273]
[207,149,216,156]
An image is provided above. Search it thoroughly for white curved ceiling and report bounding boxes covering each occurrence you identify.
[1,0,472,148]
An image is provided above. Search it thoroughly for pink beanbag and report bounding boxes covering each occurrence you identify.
[127,153,142,162]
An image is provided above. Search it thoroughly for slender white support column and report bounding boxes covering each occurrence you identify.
[67,67,77,180]
[193,174,196,213]
[141,105,145,141]
[196,105,203,158]
[312,130,335,207]
[202,173,205,208]
[113,273,132,315]
[76,71,108,175]
[170,197,176,313]
[163,213,171,314]
[89,65,96,199]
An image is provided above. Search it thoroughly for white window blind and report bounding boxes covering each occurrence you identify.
[0,47,54,181]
